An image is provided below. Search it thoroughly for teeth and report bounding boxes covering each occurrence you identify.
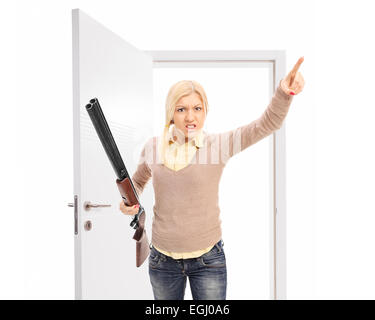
[186,125,195,128]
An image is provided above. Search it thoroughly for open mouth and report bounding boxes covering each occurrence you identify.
[185,124,196,129]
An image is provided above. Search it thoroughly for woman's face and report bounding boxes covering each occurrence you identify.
[172,92,206,138]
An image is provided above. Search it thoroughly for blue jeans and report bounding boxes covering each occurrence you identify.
[148,240,227,300]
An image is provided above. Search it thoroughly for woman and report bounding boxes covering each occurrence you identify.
[120,57,305,300]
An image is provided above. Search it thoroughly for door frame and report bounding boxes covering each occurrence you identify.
[144,50,287,300]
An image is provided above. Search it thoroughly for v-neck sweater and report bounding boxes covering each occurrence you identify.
[131,83,294,253]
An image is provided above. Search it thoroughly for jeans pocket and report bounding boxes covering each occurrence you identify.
[149,255,161,268]
[149,248,162,268]
[199,249,226,268]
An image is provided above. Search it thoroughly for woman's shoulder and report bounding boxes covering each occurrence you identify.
[202,130,224,146]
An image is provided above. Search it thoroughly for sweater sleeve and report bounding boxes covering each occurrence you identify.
[131,141,152,196]
[219,80,294,163]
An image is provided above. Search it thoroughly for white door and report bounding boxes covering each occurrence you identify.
[72,9,154,299]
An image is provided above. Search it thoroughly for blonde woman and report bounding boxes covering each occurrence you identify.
[120,57,305,300]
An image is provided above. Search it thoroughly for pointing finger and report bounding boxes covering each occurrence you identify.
[289,56,304,86]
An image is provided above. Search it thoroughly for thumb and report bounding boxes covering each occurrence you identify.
[281,78,295,95]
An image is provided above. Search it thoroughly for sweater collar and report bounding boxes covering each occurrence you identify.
[168,126,205,148]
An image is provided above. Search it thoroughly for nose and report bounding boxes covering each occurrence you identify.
[185,109,194,122]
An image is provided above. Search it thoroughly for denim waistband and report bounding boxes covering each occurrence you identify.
[150,239,224,252]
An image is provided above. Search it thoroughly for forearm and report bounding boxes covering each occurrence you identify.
[219,81,294,162]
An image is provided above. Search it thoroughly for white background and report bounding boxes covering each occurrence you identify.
[3,0,375,299]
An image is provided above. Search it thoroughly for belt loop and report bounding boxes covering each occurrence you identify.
[215,241,222,253]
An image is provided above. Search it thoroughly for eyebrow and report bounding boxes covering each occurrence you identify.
[175,104,202,108]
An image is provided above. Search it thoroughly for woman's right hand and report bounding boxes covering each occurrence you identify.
[119,201,139,216]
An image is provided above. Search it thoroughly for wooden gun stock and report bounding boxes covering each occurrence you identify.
[116,177,143,231]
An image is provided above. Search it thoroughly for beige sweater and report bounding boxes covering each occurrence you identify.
[153,128,215,259]
[132,83,294,252]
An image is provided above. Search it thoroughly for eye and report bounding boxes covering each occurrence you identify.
[195,107,202,111]
[177,108,184,112]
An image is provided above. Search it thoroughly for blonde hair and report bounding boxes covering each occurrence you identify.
[160,80,209,164]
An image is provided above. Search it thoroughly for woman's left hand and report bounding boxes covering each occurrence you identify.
[281,56,305,96]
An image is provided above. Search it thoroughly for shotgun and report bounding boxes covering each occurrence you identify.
[85,98,150,267]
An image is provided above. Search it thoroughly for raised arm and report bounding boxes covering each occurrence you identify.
[218,80,294,163]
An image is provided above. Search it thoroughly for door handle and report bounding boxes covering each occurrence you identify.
[83,201,111,211]
[67,195,78,235]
